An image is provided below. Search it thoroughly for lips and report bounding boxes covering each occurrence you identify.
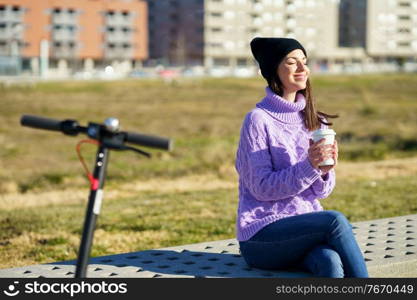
[294,75,306,80]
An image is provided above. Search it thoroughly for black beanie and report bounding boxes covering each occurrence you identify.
[250,37,307,80]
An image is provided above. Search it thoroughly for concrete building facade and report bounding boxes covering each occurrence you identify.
[0,0,148,76]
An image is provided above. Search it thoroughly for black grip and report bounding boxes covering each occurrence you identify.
[20,115,62,132]
[125,131,173,151]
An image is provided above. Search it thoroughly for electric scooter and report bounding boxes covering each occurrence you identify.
[20,115,173,278]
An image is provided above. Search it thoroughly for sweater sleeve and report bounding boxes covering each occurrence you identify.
[236,112,322,202]
[310,169,336,199]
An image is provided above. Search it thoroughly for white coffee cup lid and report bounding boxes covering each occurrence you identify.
[312,128,336,137]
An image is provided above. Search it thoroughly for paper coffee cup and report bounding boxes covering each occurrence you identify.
[311,128,336,166]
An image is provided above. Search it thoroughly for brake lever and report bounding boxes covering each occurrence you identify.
[123,145,151,158]
[100,135,151,158]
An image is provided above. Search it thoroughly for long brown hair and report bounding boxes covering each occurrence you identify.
[267,72,339,131]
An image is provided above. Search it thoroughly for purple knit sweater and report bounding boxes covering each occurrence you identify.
[235,86,336,241]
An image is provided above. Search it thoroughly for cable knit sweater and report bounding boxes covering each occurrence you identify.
[235,86,336,241]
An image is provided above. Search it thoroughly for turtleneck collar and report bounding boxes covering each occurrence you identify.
[256,86,306,124]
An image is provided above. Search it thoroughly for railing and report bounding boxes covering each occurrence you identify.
[52,30,77,41]
[52,14,77,25]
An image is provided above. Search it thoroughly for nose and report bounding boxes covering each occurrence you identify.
[297,61,307,72]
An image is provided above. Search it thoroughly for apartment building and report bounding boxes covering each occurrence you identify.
[145,0,369,74]
[338,0,417,72]
[366,0,417,57]
[0,0,148,76]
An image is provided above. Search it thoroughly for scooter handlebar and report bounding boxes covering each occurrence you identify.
[125,131,173,151]
[20,114,173,151]
[21,115,63,132]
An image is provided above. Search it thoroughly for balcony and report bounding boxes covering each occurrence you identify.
[51,44,78,59]
[0,25,24,41]
[52,13,77,25]
[105,28,133,43]
[52,28,77,41]
[0,8,24,22]
[105,12,134,26]
[104,44,134,59]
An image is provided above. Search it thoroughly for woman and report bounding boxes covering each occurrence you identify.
[235,37,368,277]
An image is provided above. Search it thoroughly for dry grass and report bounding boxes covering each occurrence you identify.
[1,156,416,211]
[0,173,236,210]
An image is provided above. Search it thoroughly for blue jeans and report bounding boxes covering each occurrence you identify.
[239,210,369,278]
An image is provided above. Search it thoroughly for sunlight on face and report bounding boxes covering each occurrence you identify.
[277,49,310,93]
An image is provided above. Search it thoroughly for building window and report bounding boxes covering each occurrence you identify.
[210,42,222,48]
[398,2,411,7]
[213,57,229,66]
[398,41,410,47]
[237,58,247,66]
[398,15,411,20]
[210,12,222,17]
[169,0,179,7]
[211,27,222,32]
[398,28,410,33]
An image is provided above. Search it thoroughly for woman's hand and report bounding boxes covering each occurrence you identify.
[308,139,338,175]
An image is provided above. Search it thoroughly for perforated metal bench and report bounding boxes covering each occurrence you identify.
[1,214,416,278]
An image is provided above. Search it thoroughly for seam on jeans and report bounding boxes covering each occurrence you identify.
[244,232,326,245]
